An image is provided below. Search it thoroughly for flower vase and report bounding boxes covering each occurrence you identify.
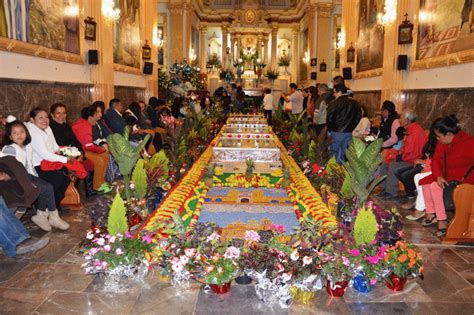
[353,272,373,293]
[210,282,231,294]
[326,279,349,297]
[289,286,316,304]
[385,274,407,292]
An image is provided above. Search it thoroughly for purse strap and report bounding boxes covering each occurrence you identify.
[461,165,474,182]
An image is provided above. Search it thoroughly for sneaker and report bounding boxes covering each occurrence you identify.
[401,199,416,210]
[48,210,70,230]
[16,237,49,255]
[406,211,425,221]
[97,183,113,194]
[31,210,52,232]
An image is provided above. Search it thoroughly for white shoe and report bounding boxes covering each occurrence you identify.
[31,210,52,231]
[48,210,70,230]
[16,237,50,255]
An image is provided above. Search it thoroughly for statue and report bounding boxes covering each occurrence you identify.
[236,65,243,83]
[225,71,232,84]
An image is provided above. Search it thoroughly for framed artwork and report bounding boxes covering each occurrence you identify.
[142,41,151,60]
[84,17,97,41]
[398,15,413,44]
[319,60,327,72]
[114,0,141,68]
[310,72,317,80]
[310,58,317,66]
[346,43,355,63]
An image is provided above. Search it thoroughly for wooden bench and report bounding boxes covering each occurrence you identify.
[443,184,474,244]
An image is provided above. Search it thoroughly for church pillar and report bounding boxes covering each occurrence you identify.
[141,0,158,99]
[340,0,357,83]
[270,25,278,70]
[380,0,412,109]
[85,0,115,104]
[263,36,269,72]
[230,33,235,63]
[222,26,228,65]
[316,3,333,84]
[169,4,184,63]
[291,25,299,84]
[183,3,192,61]
[236,33,242,61]
[200,25,208,72]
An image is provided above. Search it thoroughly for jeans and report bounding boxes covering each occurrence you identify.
[330,132,353,164]
[394,164,424,198]
[264,110,272,125]
[0,197,29,256]
[28,175,56,211]
[35,167,70,210]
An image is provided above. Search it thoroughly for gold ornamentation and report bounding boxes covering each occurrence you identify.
[354,67,383,79]
[113,63,143,75]
[245,9,256,24]
[317,3,333,18]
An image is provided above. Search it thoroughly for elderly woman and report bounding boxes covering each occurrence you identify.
[420,115,474,237]
[26,108,73,222]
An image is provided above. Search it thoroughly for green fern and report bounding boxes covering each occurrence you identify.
[107,192,128,235]
[308,140,317,164]
[353,204,378,246]
[132,159,147,199]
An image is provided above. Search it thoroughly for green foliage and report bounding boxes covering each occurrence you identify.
[343,138,385,203]
[158,68,172,92]
[146,150,169,174]
[308,140,317,164]
[281,169,291,188]
[107,193,128,235]
[245,159,255,179]
[132,159,147,199]
[353,204,378,246]
[107,126,150,199]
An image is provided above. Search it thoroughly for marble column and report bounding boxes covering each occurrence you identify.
[236,34,242,61]
[222,26,228,66]
[271,26,278,70]
[230,34,235,63]
[316,3,333,84]
[308,4,317,84]
[263,36,269,73]
[141,0,158,99]
[291,25,299,83]
[85,0,115,104]
[183,3,192,61]
[380,0,412,110]
[169,4,184,63]
[200,26,208,71]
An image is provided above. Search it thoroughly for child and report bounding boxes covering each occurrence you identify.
[2,119,69,231]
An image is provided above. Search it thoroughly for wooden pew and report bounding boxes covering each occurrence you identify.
[443,184,474,244]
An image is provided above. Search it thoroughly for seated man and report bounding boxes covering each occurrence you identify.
[378,110,427,201]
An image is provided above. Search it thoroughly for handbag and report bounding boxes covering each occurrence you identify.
[442,152,473,211]
[60,181,82,209]
[284,101,293,112]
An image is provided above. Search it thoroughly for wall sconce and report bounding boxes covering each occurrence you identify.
[377,0,397,30]
[102,0,120,21]
[142,41,151,60]
[346,43,355,63]
[190,48,197,63]
[64,4,79,17]
[302,51,310,64]
[153,27,164,48]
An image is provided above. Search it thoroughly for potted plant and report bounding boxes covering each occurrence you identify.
[322,252,353,297]
[384,241,423,291]
[266,68,279,85]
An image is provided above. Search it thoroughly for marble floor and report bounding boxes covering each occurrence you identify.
[0,200,473,315]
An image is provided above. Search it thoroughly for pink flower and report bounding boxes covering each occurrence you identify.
[142,235,153,244]
[107,235,116,243]
[180,255,190,265]
[364,255,383,265]
[370,278,377,286]
[302,256,312,266]
[224,246,241,259]
[101,261,108,268]
[244,230,260,243]
[115,248,123,255]
[184,248,196,257]
[217,266,223,274]
[170,243,177,249]
[125,232,133,239]
[96,238,105,246]
[341,256,350,266]
[89,247,99,255]
[349,249,361,256]
[206,232,221,242]
[282,272,292,282]
[172,261,184,273]
[276,263,284,273]
[103,245,111,252]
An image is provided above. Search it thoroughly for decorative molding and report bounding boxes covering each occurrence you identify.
[113,63,143,75]
[353,67,383,79]
[0,37,84,65]
[411,49,474,71]
[316,3,333,18]
[170,5,184,16]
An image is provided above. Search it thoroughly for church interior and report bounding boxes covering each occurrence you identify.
[0,0,473,314]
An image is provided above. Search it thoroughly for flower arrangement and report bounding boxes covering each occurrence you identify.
[384,241,423,278]
[161,113,175,129]
[58,146,81,158]
[201,241,240,285]
[278,53,290,67]
[266,68,279,80]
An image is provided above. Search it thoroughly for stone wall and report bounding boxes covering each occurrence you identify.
[0,79,93,122]
[352,90,381,119]
[114,86,147,108]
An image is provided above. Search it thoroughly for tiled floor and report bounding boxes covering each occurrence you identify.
[0,200,473,314]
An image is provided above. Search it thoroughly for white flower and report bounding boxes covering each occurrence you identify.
[96,238,105,246]
[290,250,299,261]
[115,248,123,255]
[180,255,190,265]
[282,272,292,282]
[184,248,196,257]
[224,246,241,259]
[86,232,94,240]
[244,230,260,242]
[206,232,221,242]
[302,256,312,266]
[103,245,111,252]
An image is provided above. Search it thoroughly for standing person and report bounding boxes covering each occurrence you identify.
[262,88,274,125]
[281,83,304,115]
[200,91,213,111]
[221,90,232,116]
[326,84,361,164]
[26,108,73,213]
[4,120,69,230]
[313,84,332,137]
[236,86,246,113]
[352,105,371,138]
[379,100,401,149]
[419,115,474,237]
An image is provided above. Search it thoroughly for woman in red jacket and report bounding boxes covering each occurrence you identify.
[420,115,474,237]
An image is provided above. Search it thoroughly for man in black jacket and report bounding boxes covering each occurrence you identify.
[327,84,361,163]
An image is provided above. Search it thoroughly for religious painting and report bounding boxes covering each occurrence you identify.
[299,28,308,81]
[113,0,141,68]
[0,0,80,54]
[356,0,385,72]
[84,17,97,41]
[417,0,474,60]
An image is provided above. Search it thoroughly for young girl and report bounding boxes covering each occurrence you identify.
[2,119,69,231]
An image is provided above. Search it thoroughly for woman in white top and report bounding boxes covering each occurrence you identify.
[352,105,371,139]
[262,88,274,125]
[2,118,69,231]
[26,107,72,218]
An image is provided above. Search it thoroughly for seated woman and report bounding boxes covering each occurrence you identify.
[352,105,371,139]
[26,108,73,213]
[126,102,162,152]
[420,115,474,237]
[2,119,69,230]
[72,105,112,195]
